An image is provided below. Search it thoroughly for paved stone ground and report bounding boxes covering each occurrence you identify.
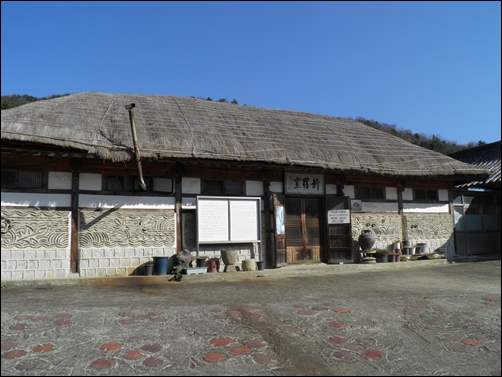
[1,260,501,376]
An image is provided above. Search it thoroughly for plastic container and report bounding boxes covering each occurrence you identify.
[415,243,427,254]
[196,257,207,268]
[257,261,265,270]
[153,256,169,275]
[144,263,154,276]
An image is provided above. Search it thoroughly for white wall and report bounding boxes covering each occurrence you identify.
[403,203,450,213]
[79,173,102,191]
[182,178,201,194]
[269,182,283,193]
[79,194,175,209]
[1,192,71,207]
[48,171,72,190]
[246,180,264,196]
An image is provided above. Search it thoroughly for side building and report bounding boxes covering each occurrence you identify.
[1,92,490,281]
[449,141,501,257]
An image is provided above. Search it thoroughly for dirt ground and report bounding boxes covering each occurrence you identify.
[1,260,501,376]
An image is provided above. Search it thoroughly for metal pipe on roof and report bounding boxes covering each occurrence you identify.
[125,103,147,191]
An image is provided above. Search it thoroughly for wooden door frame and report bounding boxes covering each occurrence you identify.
[285,196,324,263]
[325,196,352,263]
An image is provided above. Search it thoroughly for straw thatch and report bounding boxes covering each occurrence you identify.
[1,92,489,180]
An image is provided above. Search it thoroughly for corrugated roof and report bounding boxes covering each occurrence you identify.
[1,92,490,181]
[449,141,501,189]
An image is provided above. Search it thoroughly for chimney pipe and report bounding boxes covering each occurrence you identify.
[125,103,147,191]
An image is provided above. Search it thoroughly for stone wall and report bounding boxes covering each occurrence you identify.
[1,208,71,280]
[351,212,455,256]
[78,209,176,277]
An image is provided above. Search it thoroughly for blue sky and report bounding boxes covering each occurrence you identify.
[1,1,500,145]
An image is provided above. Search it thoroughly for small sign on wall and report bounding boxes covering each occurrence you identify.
[285,172,324,195]
[351,199,362,211]
[327,209,350,224]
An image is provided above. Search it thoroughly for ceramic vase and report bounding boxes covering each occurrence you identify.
[358,230,375,251]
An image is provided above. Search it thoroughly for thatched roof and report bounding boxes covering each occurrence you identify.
[1,92,489,180]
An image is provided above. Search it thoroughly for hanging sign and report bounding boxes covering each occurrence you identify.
[327,209,350,224]
[285,172,324,195]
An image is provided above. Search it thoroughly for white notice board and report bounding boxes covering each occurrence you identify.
[327,209,351,224]
[230,200,259,241]
[197,199,229,242]
[197,196,261,243]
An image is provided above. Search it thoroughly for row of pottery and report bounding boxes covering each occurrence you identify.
[144,251,264,275]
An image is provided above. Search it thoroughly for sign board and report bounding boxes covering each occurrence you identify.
[351,199,362,211]
[230,200,258,241]
[327,209,350,224]
[197,196,261,243]
[285,172,324,195]
[197,199,229,242]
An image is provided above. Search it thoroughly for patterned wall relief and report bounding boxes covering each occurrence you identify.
[351,213,402,244]
[1,209,70,249]
[404,213,453,240]
[79,210,175,248]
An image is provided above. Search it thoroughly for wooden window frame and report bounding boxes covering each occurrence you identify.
[413,189,439,202]
[1,170,45,190]
[104,175,157,193]
[355,186,385,200]
[203,179,243,196]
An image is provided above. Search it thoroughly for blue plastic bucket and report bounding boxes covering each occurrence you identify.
[153,256,169,275]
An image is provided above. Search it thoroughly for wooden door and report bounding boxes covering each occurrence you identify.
[285,198,323,262]
[325,196,352,263]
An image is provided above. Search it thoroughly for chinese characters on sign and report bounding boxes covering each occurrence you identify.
[285,173,325,195]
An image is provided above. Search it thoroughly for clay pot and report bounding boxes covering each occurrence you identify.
[375,252,387,263]
[207,258,219,273]
[220,249,238,266]
[242,259,257,271]
[358,230,375,251]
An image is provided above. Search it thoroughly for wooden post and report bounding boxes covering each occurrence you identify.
[70,158,83,274]
[175,175,182,253]
[397,179,408,242]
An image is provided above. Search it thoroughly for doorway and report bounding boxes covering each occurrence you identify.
[285,198,323,262]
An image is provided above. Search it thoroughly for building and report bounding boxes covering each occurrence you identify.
[1,92,490,281]
[448,141,501,257]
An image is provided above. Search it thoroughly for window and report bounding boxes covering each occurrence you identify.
[204,179,243,195]
[355,186,385,200]
[107,176,132,191]
[1,171,16,188]
[106,176,154,192]
[413,189,438,201]
[152,177,173,193]
[1,170,44,189]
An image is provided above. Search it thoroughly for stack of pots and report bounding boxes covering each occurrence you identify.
[402,240,411,255]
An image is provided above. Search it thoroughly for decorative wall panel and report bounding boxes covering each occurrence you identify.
[404,213,453,240]
[79,210,175,248]
[1,209,70,249]
[351,213,402,244]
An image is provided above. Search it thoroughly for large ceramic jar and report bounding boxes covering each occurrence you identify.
[358,230,375,251]
[220,249,238,266]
